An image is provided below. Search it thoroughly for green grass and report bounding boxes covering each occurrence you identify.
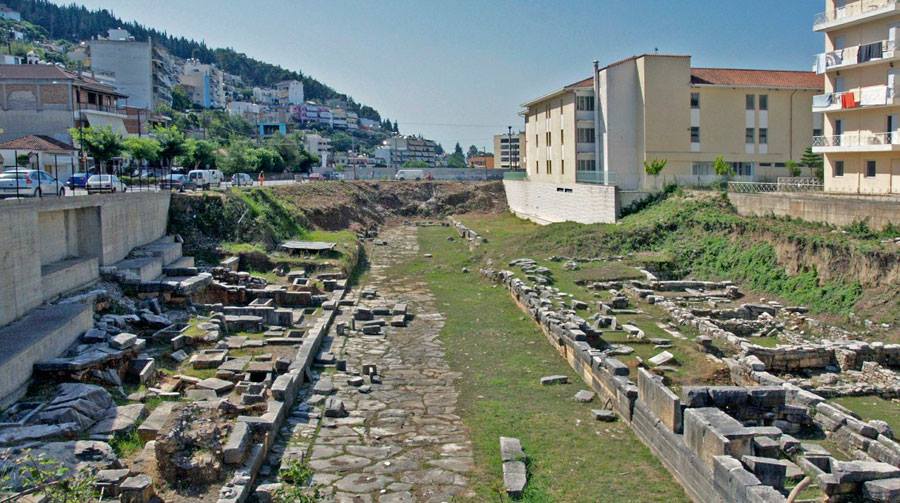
[831,396,900,434]
[395,225,688,502]
[109,429,144,458]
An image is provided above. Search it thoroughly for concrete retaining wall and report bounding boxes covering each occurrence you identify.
[0,192,171,326]
[503,179,620,224]
[728,192,900,231]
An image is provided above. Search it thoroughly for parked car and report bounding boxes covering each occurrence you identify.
[187,169,225,189]
[86,174,127,194]
[395,169,424,181]
[0,169,65,197]
[159,174,195,191]
[307,173,324,181]
[66,172,90,189]
[231,172,253,186]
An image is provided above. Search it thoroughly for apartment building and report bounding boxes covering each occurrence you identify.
[275,80,304,105]
[811,0,900,194]
[304,133,332,164]
[180,59,226,109]
[522,54,821,192]
[377,135,439,168]
[88,29,175,110]
[468,154,495,169]
[493,131,525,169]
[0,64,127,143]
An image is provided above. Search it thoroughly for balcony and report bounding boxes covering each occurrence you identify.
[814,39,898,73]
[575,170,615,185]
[812,85,900,112]
[811,131,900,152]
[814,0,900,31]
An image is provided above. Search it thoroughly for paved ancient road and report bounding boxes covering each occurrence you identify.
[309,224,474,502]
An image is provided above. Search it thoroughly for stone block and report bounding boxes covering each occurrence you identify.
[863,478,900,502]
[110,332,137,350]
[742,455,787,489]
[119,474,154,503]
[137,401,177,442]
[684,407,754,469]
[540,375,568,385]
[499,436,525,462]
[196,377,234,395]
[713,455,762,503]
[592,409,617,422]
[752,436,781,458]
[831,460,900,484]
[637,368,683,433]
[224,421,250,465]
[502,461,527,497]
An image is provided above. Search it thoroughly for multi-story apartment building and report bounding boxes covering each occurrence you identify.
[331,108,348,129]
[88,29,175,110]
[377,135,439,168]
[468,154,495,169]
[304,133,332,164]
[522,54,821,191]
[811,0,900,194]
[0,64,127,143]
[180,59,226,109]
[493,131,525,169]
[275,80,304,105]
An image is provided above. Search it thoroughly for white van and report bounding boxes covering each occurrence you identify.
[187,169,224,189]
[394,169,424,181]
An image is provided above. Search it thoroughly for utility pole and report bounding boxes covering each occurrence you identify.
[507,125,513,170]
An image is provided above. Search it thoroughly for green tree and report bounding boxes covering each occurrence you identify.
[801,146,824,180]
[330,132,353,152]
[713,155,733,189]
[448,143,466,168]
[253,146,282,172]
[786,159,802,177]
[402,160,428,168]
[218,139,253,176]
[124,136,160,169]
[153,125,187,168]
[171,84,192,111]
[181,139,218,169]
[643,158,667,176]
[69,126,125,174]
[467,145,479,159]
[435,143,445,155]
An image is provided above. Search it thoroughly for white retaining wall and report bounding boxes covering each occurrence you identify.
[503,179,619,224]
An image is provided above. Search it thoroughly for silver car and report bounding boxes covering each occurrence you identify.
[0,169,65,198]
[86,174,128,194]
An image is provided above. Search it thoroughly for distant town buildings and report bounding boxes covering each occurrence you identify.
[374,135,439,168]
[0,64,127,143]
[494,131,524,169]
[0,4,21,21]
[468,153,495,169]
[811,0,900,195]
[180,58,226,109]
[275,80,304,105]
[88,29,176,110]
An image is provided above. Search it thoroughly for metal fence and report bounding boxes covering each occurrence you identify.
[728,181,824,193]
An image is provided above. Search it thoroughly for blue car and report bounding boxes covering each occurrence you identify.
[66,172,90,189]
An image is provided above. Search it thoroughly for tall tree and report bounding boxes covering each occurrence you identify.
[124,136,160,169]
[69,126,124,174]
[181,139,218,169]
[153,125,187,168]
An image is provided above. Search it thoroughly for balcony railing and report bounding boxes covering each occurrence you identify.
[814,0,899,28]
[814,39,896,73]
[812,85,897,110]
[812,132,898,147]
[728,181,824,194]
[575,170,616,185]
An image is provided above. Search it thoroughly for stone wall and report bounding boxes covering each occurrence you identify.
[503,179,619,224]
[0,192,171,326]
[728,192,900,231]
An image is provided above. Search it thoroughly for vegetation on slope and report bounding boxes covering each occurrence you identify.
[467,190,898,324]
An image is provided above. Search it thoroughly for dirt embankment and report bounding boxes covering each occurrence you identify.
[283,180,507,230]
[168,181,507,256]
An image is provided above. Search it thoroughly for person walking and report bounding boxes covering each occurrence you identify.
[258,171,265,186]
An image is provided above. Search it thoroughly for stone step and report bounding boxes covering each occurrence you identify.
[162,256,196,276]
[133,237,182,266]
[113,256,164,283]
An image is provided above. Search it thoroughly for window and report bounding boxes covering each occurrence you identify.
[813,128,823,137]
[690,127,700,143]
[746,95,755,110]
[561,159,564,174]
[759,128,768,144]
[690,92,700,109]
[577,159,596,171]
[546,160,552,174]
[545,131,551,146]
[576,95,595,111]
[745,128,755,144]
[691,161,712,176]
[535,134,538,146]
[834,160,844,177]
[576,128,595,143]
[560,129,564,145]
[734,162,754,176]
[759,95,768,111]
[545,108,550,118]
[865,160,876,177]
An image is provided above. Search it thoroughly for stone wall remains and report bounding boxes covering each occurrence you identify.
[728,192,900,231]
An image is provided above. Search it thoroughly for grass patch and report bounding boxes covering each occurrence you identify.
[571,263,645,283]
[397,224,688,502]
[110,429,144,458]
[831,396,900,434]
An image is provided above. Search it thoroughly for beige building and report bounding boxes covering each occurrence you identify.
[521,54,823,193]
[811,0,900,194]
[493,131,525,169]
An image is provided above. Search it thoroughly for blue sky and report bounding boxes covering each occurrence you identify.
[60,0,824,151]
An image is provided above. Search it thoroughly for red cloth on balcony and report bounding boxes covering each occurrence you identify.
[841,92,858,108]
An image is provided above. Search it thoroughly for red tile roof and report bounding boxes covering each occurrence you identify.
[690,68,823,90]
[0,64,125,96]
[0,135,77,153]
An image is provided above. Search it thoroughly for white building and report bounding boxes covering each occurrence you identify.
[180,59,226,109]
[88,29,175,110]
[304,133,332,161]
[275,80,304,105]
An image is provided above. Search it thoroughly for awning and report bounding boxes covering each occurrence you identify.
[81,110,129,136]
